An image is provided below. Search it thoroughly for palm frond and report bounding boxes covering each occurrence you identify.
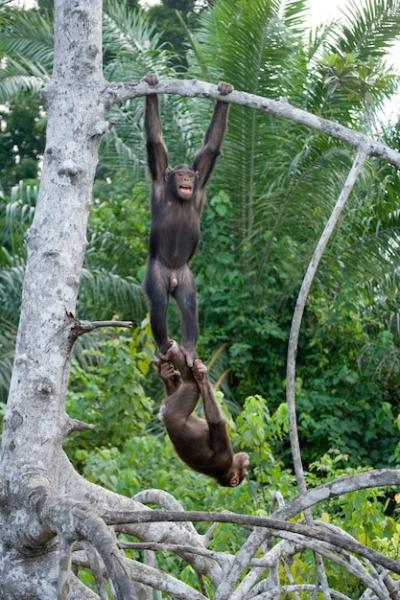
[0,181,37,254]
[103,0,172,82]
[0,9,52,100]
[0,254,25,323]
[78,268,146,323]
[0,71,46,102]
[0,319,17,403]
[336,0,400,61]
[0,9,53,69]
[103,0,161,58]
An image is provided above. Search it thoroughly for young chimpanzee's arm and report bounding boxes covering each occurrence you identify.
[157,360,181,397]
[144,74,168,183]
[193,361,232,456]
[192,82,233,198]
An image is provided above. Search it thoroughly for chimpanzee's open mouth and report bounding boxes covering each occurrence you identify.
[179,185,193,195]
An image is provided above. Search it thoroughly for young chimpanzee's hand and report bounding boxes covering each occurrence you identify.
[217,81,234,96]
[144,73,159,86]
[158,361,176,383]
[192,359,208,383]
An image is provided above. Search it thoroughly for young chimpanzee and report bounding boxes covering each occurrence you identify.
[158,341,249,487]
[143,74,233,367]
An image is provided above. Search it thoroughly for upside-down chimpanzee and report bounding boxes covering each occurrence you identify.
[143,73,233,367]
[158,341,249,486]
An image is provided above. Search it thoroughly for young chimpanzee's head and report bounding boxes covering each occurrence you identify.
[217,452,250,487]
[165,165,198,201]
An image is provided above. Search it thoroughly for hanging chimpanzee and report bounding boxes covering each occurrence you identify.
[143,73,233,367]
[157,341,249,486]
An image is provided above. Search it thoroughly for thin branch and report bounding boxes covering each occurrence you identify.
[103,79,400,169]
[264,531,389,600]
[215,468,400,596]
[61,461,221,582]
[285,146,368,600]
[228,527,385,600]
[314,521,395,599]
[102,509,400,575]
[84,542,108,600]
[70,318,133,339]
[58,536,73,600]
[251,584,351,600]
[272,469,400,521]
[117,540,233,566]
[72,552,208,600]
[286,147,368,494]
[64,418,96,436]
[132,489,198,537]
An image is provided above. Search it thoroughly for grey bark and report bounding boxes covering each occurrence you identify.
[1,0,400,598]
[104,79,400,169]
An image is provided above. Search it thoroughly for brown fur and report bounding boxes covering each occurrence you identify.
[158,342,249,486]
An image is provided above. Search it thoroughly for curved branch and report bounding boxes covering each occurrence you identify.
[215,468,400,595]
[103,79,400,169]
[272,469,400,521]
[286,147,368,495]
[101,509,400,575]
[284,147,368,600]
[132,489,198,537]
[257,532,388,600]
[72,551,208,600]
[61,461,221,582]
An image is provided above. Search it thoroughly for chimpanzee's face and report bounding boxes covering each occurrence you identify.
[166,166,197,200]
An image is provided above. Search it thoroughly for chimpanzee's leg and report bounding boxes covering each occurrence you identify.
[144,259,170,354]
[172,265,198,366]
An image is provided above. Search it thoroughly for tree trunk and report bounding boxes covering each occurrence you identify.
[0,0,105,596]
[0,2,216,598]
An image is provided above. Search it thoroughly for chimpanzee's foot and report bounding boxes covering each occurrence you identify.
[192,358,208,382]
[160,339,180,363]
[159,339,176,361]
[181,346,195,368]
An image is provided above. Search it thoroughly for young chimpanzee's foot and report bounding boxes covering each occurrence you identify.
[192,359,208,383]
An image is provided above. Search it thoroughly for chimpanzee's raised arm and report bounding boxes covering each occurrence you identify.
[144,74,168,183]
[192,81,233,197]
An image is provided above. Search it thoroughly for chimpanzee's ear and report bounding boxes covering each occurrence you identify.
[164,166,172,181]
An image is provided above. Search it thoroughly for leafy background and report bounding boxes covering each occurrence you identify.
[1,0,400,594]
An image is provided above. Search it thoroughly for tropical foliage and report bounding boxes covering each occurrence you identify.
[1,0,400,594]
